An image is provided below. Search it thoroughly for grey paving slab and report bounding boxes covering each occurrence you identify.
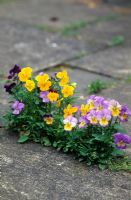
[68,47,131,78]
[77,16,131,48]
[0,129,131,200]
[0,18,88,75]
[0,0,114,28]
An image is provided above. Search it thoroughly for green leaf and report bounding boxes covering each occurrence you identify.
[41,137,51,146]
[93,134,110,142]
[107,36,124,47]
[53,141,57,148]
[112,149,124,157]
[18,135,29,143]
[114,124,127,134]
[98,164,107,170]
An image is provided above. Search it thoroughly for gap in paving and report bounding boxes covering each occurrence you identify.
[35,63,117,99]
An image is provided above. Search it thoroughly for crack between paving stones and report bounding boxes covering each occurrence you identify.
[34,62,119,80]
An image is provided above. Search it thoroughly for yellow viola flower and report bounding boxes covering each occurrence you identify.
[18,67,32,82]
[80,104,90,116]
[56,70,68,79]
[61,85,74,98]
[38,81,51,91]
[64,123,73,131]
[59,76,69,86]
[64,104,78,118]
[35,74,49,82]
[24,80,35,92]
[47,92,59,102]
[44,116,53,125]
[36,74,51,91]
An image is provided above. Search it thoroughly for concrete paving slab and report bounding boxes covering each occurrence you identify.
[0,0,114,28]
[0,18,87,75]
[77,16,131,48]
[0,129,131,200]
[68,47,131,78]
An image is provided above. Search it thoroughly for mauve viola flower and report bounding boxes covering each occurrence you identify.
[119,105,131,122]
[87,110,98,125]
[79,116,89,128]
[97,109,111,127]
[39,72,44,75]
[113,133,131,149]
[40,91,49,103]
[8,65,21,79]
[63,116,78,131]
[12,100,24,115]
[4,83,16,93]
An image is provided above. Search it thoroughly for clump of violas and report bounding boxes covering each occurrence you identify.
[4,65,131,169]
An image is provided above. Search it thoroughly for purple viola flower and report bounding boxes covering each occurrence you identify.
[87,110,98,125]
[119,105,131,122]
[4,83,16,93]
[12,100,24,115]
[40,91,49,103]
[97,109,111,127]
[79,116,89,128]
[113,133,131,149]
[8,65,21,79]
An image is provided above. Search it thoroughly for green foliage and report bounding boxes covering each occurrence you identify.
[86,80,107,94]
[18,135,29,143]
[107,36,124,47]
[61,20,88,36]
[4,67,131,170]
[108,156,131,171]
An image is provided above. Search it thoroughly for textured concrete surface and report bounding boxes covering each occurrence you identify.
[68,47,131,78]
[0,0,114,27]
[1,130,131,200]
[0,19,87,75]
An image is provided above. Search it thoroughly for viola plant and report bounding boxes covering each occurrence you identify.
[4,65,131,170]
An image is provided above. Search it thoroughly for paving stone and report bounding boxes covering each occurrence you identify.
[0,129,131,200]
[0,18,88,75]
[77,16,131,48]
[68,47,131,78]
[0,0,114,28]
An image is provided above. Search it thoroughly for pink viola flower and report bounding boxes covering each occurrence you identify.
[79,116,89,128]
[63,116,78,131]
[40,91,49,103]
[113,133,131,149]
[12,100,24,115]
[119,105,131,122]
[87,110,98,125]
[97,109,111,127]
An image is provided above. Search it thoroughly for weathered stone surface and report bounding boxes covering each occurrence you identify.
[77,16,131,48]
[68,47,131,78]
[0,18,88,75]
[1,129,131,200]
[0,0,114,28]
